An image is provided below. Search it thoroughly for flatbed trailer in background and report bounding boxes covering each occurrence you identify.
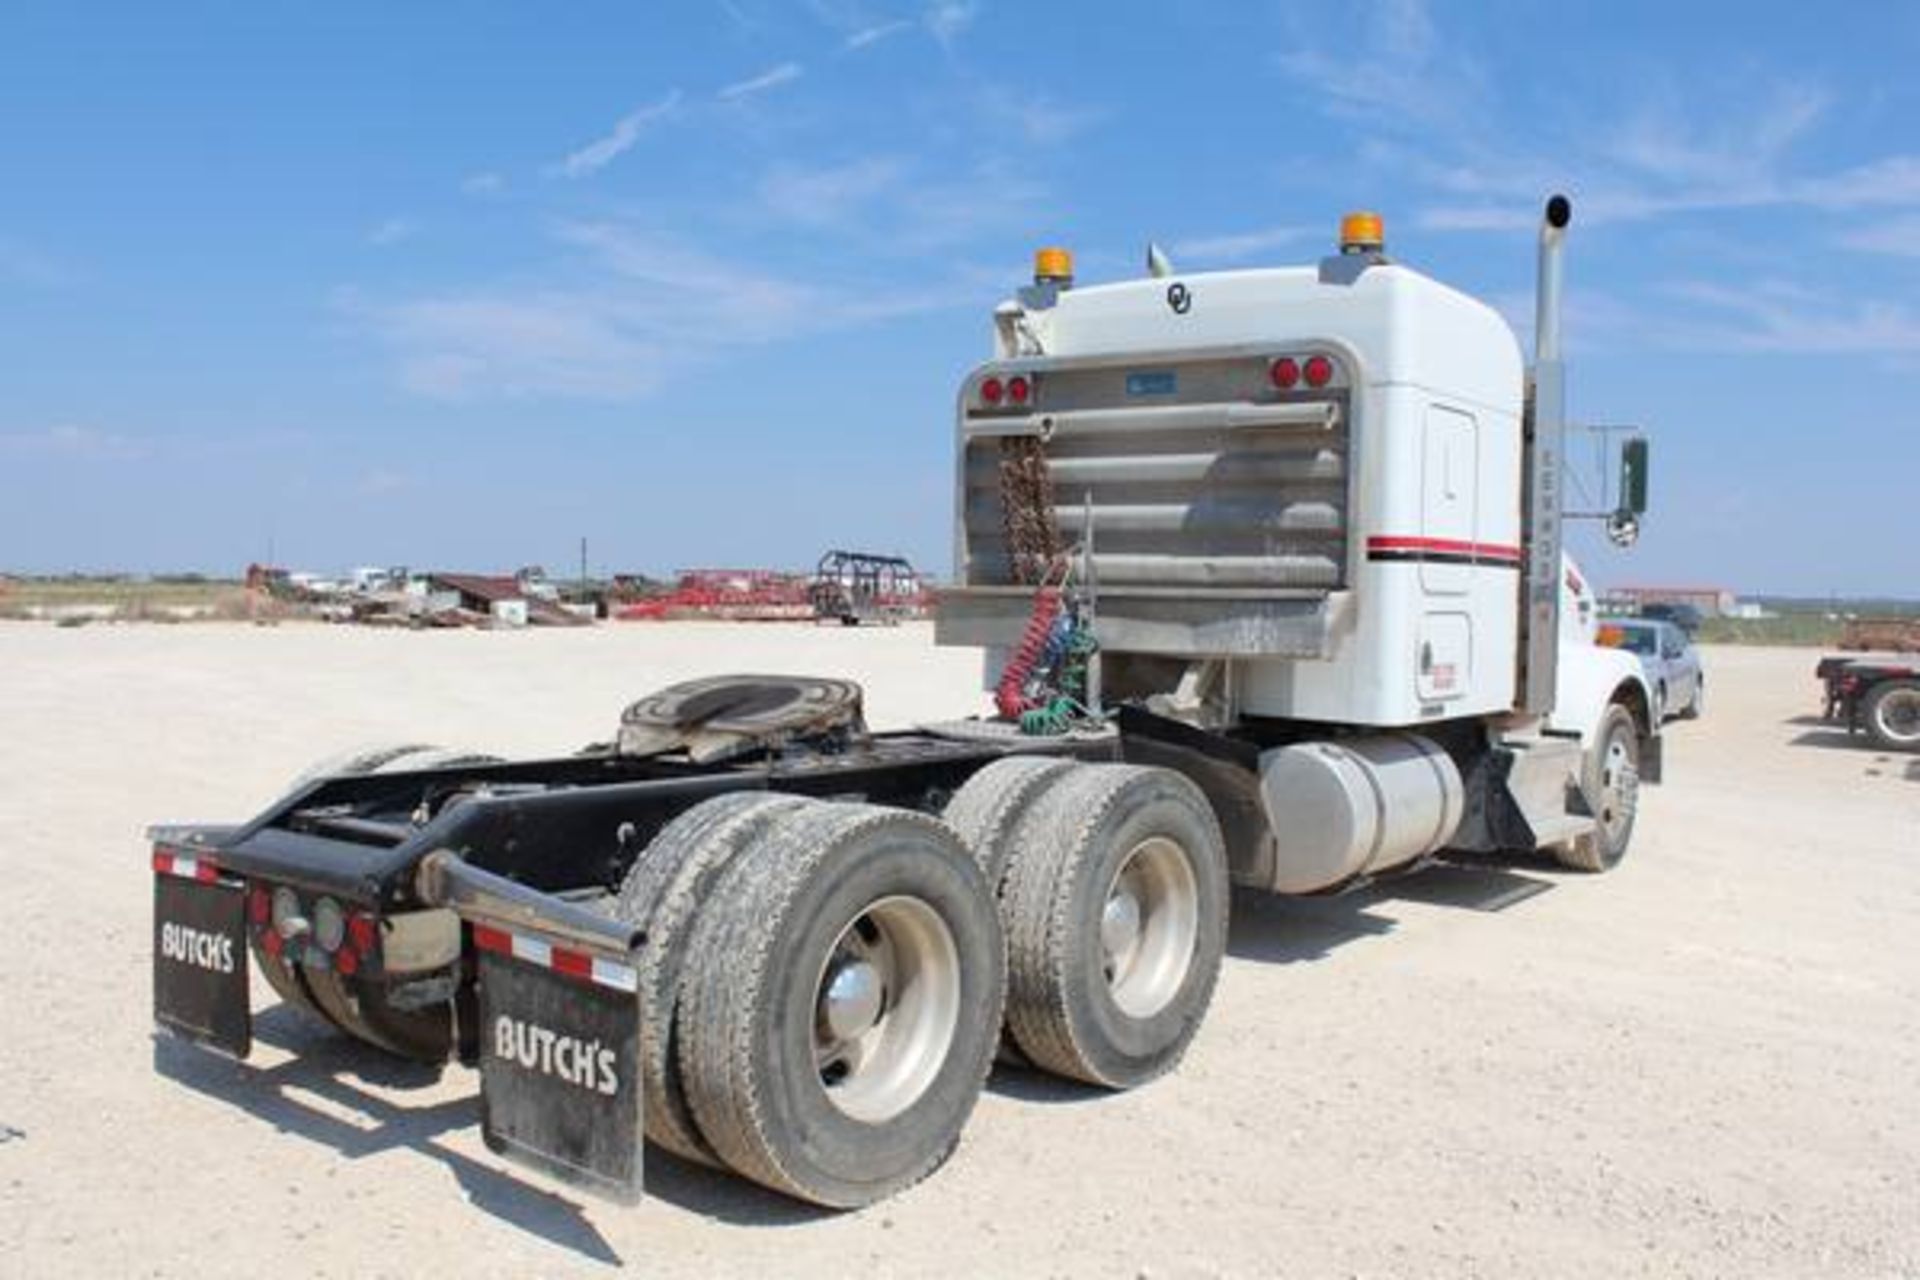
[1817,654,1920,751]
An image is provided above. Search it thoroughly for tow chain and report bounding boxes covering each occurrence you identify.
[998,436,1063,585]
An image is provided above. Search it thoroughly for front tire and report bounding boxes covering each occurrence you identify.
[1556,703,1641,872]
[1863,680,1920,752]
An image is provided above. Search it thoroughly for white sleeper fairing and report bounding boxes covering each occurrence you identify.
[942,259,1531,728]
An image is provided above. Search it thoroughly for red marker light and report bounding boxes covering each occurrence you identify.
[347,913,377,954]
[248,885,270,925]
[1270,357,1301,390]
[1303,355,1333,387]
[980,376,1005,406]
[336,946,359,977]
[1007,375,1031,405]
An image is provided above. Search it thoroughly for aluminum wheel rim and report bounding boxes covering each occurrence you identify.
[1876,690,1920,744]
[1598,728,1640,841]
[812,895,959,1124]
[1101,836,1199,1019]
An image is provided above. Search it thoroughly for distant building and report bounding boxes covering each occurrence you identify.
[1602,585,1737,617]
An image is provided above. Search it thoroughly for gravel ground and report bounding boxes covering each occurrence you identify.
[1,624,1915,1278]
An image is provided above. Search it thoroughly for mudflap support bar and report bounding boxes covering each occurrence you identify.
[416,849,648,1204]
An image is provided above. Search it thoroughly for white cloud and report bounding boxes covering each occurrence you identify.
[717,0,758,33]
[1665,281,1920,354]
[0,424,147,461]
[976,86,1102,147]
[845,19,910,50]
[924,1,977,46]
[0,235,75,287]
[758,157,904,228]
[376,294,673,400]
[355,220,974,402]
[461,171,505,196]
[1839,215,1920,258]
[1275,4,1920,239]
[717,62,803,101]
[1607,85,1829,190]
[556,91,683,178]
[1275,0,1485,140]
[367,218,416,247]
[356,468,410,495]
[1171,224,1315,264]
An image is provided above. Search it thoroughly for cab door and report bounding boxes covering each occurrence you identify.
[1415,405,1479,703]
[1421,405,1478,594]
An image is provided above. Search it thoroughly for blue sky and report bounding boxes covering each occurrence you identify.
[3,1,1917,595]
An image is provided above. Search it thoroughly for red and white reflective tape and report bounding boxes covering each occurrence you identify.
[152,849,220,883]
[472,923,638,994]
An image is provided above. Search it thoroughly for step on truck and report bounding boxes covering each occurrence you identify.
[151,196,1662,1209]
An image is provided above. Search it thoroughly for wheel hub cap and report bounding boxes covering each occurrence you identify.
[821,959,884,1042]
[812,897,961,1124]
[1100,837,1201,1020]
[1101,889,1142,967]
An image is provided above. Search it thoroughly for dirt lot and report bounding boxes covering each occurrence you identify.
[1,625,1915,1278]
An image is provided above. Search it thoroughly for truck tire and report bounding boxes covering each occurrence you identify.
[1680,676,1703,720]
[1863,679,1920,752]
[941,755,1079,887]
[256,743,499,1053]
[677,803,1004,1207]
[304,969,451,1062]
[281,742,504,797]
[1556,703,1640,872]
[281,743,439,793]
[998,764,1230,1089]
[609,790,814,1168]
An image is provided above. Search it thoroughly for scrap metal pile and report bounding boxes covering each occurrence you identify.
[614,569,814,622]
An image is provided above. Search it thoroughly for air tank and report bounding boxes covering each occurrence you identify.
[1256,733,1464,894]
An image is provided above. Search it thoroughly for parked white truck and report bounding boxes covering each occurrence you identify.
[150,196,1657,1211]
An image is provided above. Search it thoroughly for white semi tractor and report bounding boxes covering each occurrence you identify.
[150,195,1657,1210]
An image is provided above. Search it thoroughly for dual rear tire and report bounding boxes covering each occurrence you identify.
[947,761,1230,1088]
[612,795,1004,1207]
[612,759,1230,1207]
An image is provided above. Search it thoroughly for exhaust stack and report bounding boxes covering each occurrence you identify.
[1520,194,1572,717]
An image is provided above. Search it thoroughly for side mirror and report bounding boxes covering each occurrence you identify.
[1619,436,1650,516]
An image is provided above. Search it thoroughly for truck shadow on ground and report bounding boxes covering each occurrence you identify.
[988,859,1556,1107]
[152,861,1568,1243]
[1227,859,1557,966]
[1785,717,1918,775]
[154,1007,839,1250]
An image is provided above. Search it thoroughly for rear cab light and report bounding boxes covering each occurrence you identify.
[1267,351,1345,396]
[967,369,1039,415]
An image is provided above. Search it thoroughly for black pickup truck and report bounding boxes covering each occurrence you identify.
[1816,655,1920,751]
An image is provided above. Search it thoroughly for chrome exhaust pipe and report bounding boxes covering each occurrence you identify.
[1533,193,1572,365]
[1521,194,1572,718]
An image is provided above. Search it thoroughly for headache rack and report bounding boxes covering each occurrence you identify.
[937,344,1355,657]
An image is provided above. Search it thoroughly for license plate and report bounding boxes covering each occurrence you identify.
[153,872,251,1058]
[475,940,643,1203]
[1125,370,1177,397]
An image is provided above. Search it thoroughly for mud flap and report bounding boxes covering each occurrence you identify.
[153,870,251,1059]
[475,936,643,1203]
